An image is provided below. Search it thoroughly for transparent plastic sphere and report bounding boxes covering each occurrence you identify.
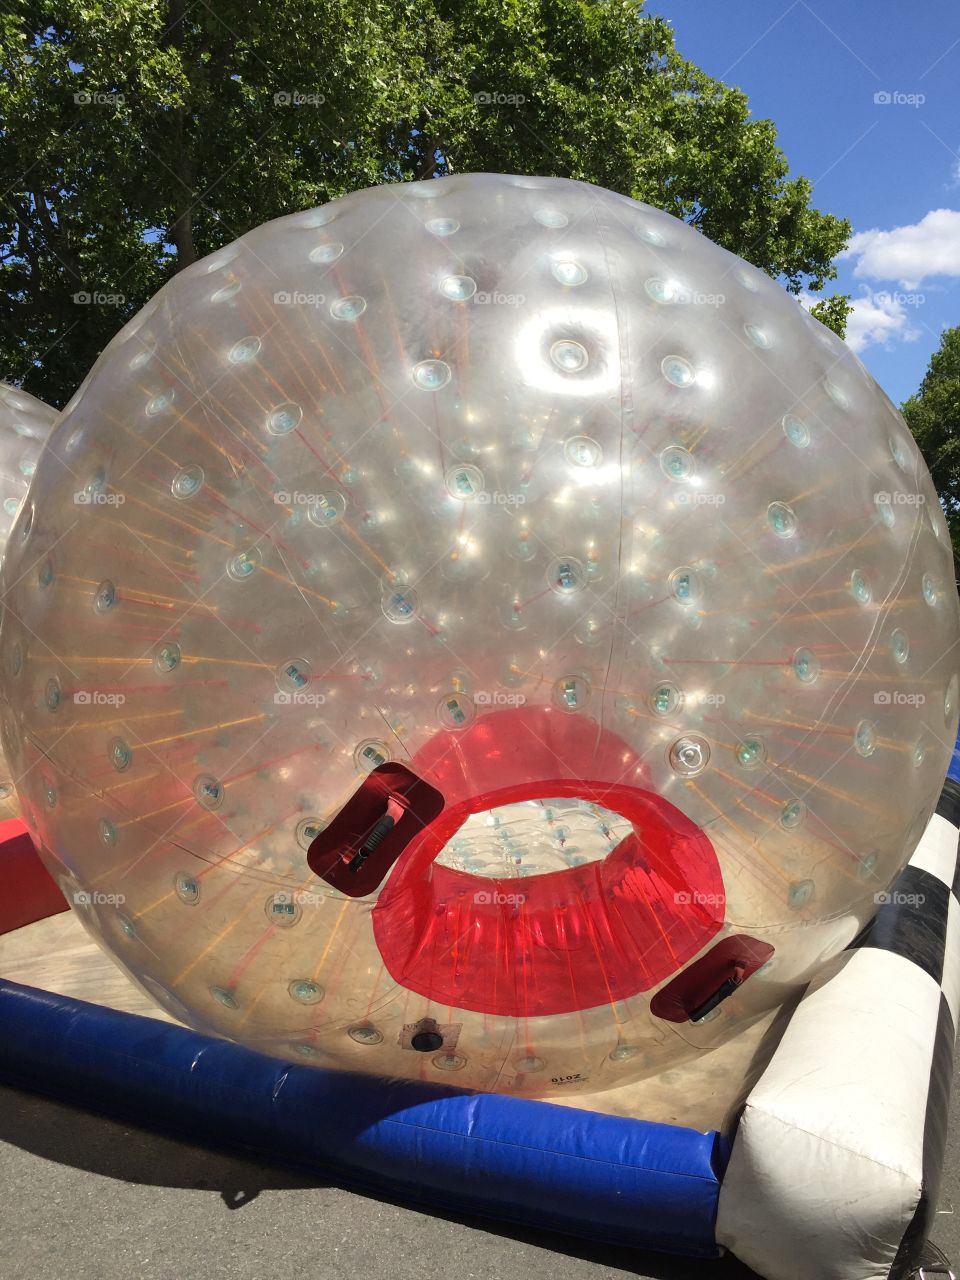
[2,175,957,1098]
[0,383,56,818]
[0,383,56,548]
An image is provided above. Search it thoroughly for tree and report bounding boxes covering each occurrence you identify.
[901,325,960,559]
[808,292,852,339]
[1,0,851,407]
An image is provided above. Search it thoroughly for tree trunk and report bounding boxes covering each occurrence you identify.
[166,0,197,271]
[169,204,197,269]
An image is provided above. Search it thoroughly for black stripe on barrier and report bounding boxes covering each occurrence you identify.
[890,991,957,1279]
[937,776,960,835]
[850,865,949,986]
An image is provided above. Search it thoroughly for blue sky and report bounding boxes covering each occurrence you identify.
[652,0,960,405]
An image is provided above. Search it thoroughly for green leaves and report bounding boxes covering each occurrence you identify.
[808,293,852,339]
[2,0,850,406]
[902,325,960,560]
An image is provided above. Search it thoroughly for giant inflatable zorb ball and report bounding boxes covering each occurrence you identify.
[2,174,957,1096]
[0,382,55,552]
[0,382,56,814]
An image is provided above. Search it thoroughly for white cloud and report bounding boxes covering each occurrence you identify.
[799,287,921,354]
[844,289,922,353]
[844,209,960,288]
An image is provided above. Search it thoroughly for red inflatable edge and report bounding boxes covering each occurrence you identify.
[0,819,68,936]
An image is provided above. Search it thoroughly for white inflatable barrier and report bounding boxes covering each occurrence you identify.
[717,779,960,1280]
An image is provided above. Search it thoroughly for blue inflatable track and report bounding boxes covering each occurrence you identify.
[0,979,726,1257]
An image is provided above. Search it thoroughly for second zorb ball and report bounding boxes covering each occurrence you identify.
[0,382,56,816]
[1,174,957,1097]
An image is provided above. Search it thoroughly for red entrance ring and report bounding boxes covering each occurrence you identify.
[372,706,724,1018]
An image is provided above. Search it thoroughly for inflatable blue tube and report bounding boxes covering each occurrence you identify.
[0,979,727,1257]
